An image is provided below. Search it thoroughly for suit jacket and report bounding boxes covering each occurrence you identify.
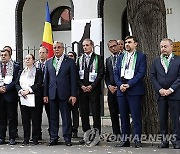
[105,55,117,88]
[77,52,104,94]
[16,68,43,97]
[114,51,147,96]
[1,62,20,102]
[44,55,77,100]
[150,55,180,100]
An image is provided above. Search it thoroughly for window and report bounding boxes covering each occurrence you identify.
[51,6,72,31]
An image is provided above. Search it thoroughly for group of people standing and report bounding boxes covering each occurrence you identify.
[0,36,179,149]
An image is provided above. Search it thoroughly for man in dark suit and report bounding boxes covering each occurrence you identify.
[105,40,121,137]
[151,38,180,149]
[114,36,147,148]
[0,49,20,145]
[44,41,77,146]
[35,46,50,140]
[77,39,104,144]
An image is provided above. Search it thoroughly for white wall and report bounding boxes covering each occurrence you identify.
[73,0,99,19]
[23,0,72,58]
[0,0,17,60]
[104,0,126,59]
[165,0,180,41]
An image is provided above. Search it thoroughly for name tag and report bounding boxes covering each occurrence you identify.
[89,72,97,82]
[124,69,134,79]
[79,70,84,79]
[0,77,4,86]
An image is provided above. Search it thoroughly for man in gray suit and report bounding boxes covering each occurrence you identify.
[151,38,180,149]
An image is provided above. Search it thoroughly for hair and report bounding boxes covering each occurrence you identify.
[161,38,173,45]
[68,51,77,61]
[39,45,48,53]
[125,36,138,43]
[27,54,35,60]
[117,40,124,44]
[3,46,12,55]
[53,41,64,48]
[1,49,11,56]
[83,38,94,47]
[107,40,118,47]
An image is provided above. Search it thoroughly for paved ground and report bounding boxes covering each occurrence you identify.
[0,126,180,154]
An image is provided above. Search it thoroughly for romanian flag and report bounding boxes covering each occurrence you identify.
[42,2,54,58]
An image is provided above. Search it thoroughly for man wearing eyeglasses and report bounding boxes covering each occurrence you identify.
[105,40,121,138]
[44,41,77,146]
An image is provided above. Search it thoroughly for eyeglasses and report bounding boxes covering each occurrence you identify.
[68,54,74,58]
[53,46,63,50]
[109,45,117,49]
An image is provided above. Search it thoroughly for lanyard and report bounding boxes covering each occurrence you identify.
[122,52,137,70]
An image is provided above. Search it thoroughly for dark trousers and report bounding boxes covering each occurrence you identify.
[71,101,79,133]
[39,98,50,135]
[49,97,72,142]
[117,94,142,142]
[20,104,41,141]
[158,98,180,143]
[0,95,18,139]
[79,92,101,133]
[107,91,120,135]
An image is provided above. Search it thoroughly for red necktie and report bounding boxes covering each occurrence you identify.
[2,64,6,78]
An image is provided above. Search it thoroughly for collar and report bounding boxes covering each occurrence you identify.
[84,52,93,58]
[55,54,64,61]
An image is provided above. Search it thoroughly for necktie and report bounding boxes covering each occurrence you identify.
[2,64,6,78]
[113,55,116,67]
[86,55,90,67]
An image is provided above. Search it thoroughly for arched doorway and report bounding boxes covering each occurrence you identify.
[15,0,74,66]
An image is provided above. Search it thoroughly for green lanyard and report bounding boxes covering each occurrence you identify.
[53,58,57,70]
[162,53,174,69]
[121,52,137,70]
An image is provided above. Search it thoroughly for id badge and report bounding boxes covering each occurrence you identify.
[4,76,13,84]
[0,77,4,86]
[89,72,97,82]
[79,70,84,79]
[124,69,134,79]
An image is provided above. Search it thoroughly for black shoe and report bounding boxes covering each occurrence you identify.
[135,141,141,148]
[21,140,29,146]
[9,138,16,145]
[32,139,39,145]
[0,139,5,145]
[65,141,72,146]
[158,142,169,148]
[114,141,130,147]
[173,142,180,149]
[72,132,78,138]
[79,139,85,145]
[48,139,58,146]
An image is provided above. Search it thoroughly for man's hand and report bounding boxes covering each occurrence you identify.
[159,88,166,96]
[164,89,172,96]
[0,86,6,93]
[81,85,87,92]
[69,96,77,106]
[43,96,49,103]
[86,85,92,92]
[120,84,129,92]
[108,85,117,94]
